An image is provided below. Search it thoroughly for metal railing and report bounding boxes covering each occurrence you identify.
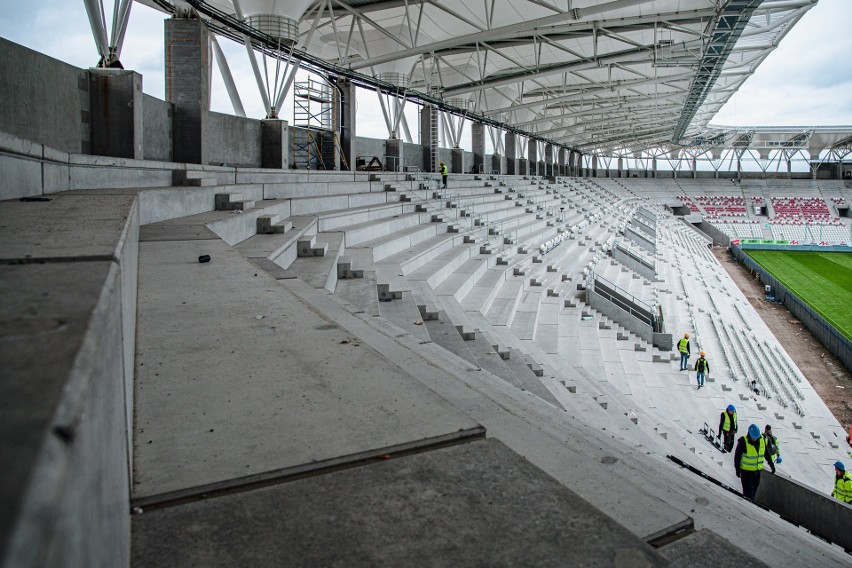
[589,271,656,328]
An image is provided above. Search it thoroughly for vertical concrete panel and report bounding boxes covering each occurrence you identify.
[337,78,356,170]
[0,38,87,154]
[385,138,402,171]
[505,132,516,175]
[165,18,210,164]
[142,94,173,162]
[451,148,463,174]
[262,119,289,169]
[527,139,537,175]
[471,122,485,174]
[89,70,144,159]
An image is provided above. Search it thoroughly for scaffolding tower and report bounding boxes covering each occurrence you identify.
[293,78,336,170]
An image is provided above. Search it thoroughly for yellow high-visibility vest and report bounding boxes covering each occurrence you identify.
[722,411,737,433]
[678,338,689,353]
[833,473,852,503]
[739,437,766,472]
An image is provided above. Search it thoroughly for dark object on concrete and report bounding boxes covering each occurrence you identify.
[18,196,51,202]
[197,255,211,263]
[132,439,667,567]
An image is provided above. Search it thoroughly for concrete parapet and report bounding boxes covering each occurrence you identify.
[756,472,852,552]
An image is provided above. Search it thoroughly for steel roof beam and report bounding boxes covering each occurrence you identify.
[349,0,664,71]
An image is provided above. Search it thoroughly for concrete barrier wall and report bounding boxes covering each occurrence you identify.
[142,94,172,162]
[732,245,852,372]
[696,221,731,247]
[625,226,656,253]
[0,38,87,154]
[355,136,386,163]
[587,286,654,344]
[205,111,262,167]
[755,471,852,551]
[613,246,655,281]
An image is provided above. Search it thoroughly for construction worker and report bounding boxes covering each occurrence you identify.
[734,424,776,501]
[677,333,690,370]
[763,425,781,465]
[694,351,709,389]
[439,161,448,189]
[832,461,852,504]
[717,404,738,453]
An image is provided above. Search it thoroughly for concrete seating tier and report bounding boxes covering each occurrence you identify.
[4,137,851,568]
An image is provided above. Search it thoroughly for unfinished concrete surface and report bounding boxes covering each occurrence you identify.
[132,439,666,568]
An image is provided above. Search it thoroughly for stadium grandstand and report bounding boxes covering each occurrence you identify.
[3,1,852,567]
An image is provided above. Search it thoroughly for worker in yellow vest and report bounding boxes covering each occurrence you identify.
[439,161,448,189]
[832,461,852,504]
[717,404,737,453]
[694,351,709,389]
[734,424,776,501]
[677,332,690,371]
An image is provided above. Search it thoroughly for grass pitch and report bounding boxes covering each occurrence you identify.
[745,250,852,341]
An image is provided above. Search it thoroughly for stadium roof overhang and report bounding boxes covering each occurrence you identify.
[140,0,847,157]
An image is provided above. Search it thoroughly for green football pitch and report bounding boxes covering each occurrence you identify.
[744,250,852,341]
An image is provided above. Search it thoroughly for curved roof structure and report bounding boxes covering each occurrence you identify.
[144,0,835,155]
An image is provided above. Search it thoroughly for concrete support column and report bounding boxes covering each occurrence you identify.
[569,151,579,176]
[491,153,503,175]
[527,139,537,175]
[617,157,624,178]
[261,119,289,169]
[691,158,697,179]
[451,147,464,174]
[471,122,485,174]
[336,77,356,170]
[518,157,528,176]
[545,144,553,177]
[88,69,144,159]
[558,148,566,177]
[505,132,517,175]
[385,138,402,172]
[420,105,437,173]
[165,17,211,165]
[591,155,598,177]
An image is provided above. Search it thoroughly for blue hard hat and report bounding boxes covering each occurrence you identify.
[748,424,760,439]
[835,461,846,471]
[776,457,782,464]
[727,404,736,412]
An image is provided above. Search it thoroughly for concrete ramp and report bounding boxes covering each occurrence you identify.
[134,233,481,502]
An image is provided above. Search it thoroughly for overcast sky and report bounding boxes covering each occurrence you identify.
[1,0,850,149]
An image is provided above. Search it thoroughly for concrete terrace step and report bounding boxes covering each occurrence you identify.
[402,241,480,289]
[235,215,317,269]
[355,222,447,263]
[338,211,433,248]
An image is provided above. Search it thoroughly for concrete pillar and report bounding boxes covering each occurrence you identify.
[336,77,356,170]
[505,132,517,175]
[88,69,144,159]
[545,144,553,177]
[491,154,503,175]
[261,119,289,169]
[617,157,624,178]
[691,157,697,179]
[591,155,598,177]
[527,139,537,175]
[385,138,402,172]
[451,147,464,174]
[165,17,211,165]
[558,148,566,177]
[518,158,528,176]
[472,122,485,174]
[420,105,438,173]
